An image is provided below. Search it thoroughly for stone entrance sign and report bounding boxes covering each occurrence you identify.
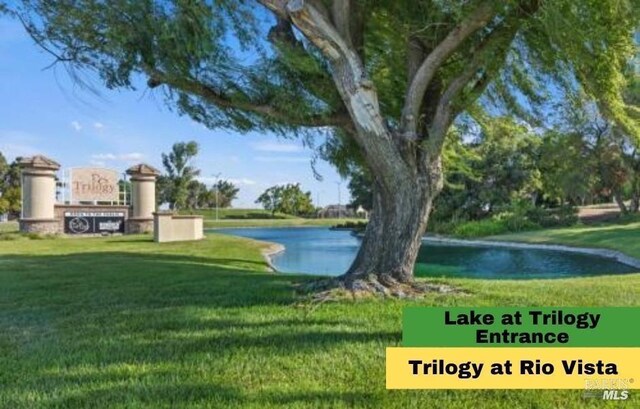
[71,168,119,202]
[63,211,126,234]
[19,155,160,235]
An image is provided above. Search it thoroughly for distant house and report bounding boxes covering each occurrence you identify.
[316,204,355,219]
[355,205,369,219]
[0,214,8,222]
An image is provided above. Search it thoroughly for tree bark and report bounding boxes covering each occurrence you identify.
[630,176,640,213]
[614,191,628,214]
[258,0,527,294]
[340,156,444,291]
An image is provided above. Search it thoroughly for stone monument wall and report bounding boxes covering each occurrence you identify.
[19,155,161,236]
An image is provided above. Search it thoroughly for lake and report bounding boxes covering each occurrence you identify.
[217,227,638,279]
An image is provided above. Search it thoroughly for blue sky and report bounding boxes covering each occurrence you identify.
[0,17,349,208]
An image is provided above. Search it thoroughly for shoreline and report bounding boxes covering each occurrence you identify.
[205,225,329,230]
[264,234,640,273]
[220,226,640,273]
[261,242,285,272]
[422,236,640,269]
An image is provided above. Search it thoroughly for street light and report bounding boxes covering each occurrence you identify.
[212,172,222,221]
[335,181,342,219]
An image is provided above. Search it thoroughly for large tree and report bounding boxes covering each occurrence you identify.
[256,183,314,216]
[185,179,239,209]
[160,141,200,210]
[212,180,240,209]
[0,153,22,217]
[11,0,639,293]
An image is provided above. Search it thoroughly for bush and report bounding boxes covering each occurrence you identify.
[451,217,539,238]
[438,200,579,238]
[22,232,59,240]
[525,205,578,227]
[224,212,288,220]
[331,221,368,230]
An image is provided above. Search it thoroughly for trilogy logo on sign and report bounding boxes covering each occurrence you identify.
[64,211,125,234]
[584,378,632,400]
[68,217,90,234]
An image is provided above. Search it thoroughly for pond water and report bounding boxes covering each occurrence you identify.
[217,227,638,279]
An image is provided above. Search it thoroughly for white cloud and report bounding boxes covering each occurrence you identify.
[91,153,116,160]
[255,156,309,163]
[228,178,257,186]
[251,141,303,153]
[0,130,41,160]
[119,152,144,161]
[70,121,82,131]
[197,176,257,186]
[0,142,39,160]
[93,122,104,130]
[89,160,106,167]
[90,152,144,162]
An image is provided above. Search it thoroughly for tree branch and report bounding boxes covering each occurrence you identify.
[329,0,364,58]
[145,66,352,129]
[424,0,541,152]
[400,0,499,138]
[258,0,411,190]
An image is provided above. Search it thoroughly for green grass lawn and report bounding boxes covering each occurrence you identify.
[491,220,640,259]
[204,217,360,229]
[178,208,361,229]
[0,221,18,233]
[0,225,639,408]
[182,208,300,220]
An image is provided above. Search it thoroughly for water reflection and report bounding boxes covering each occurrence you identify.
[217,227,637,279]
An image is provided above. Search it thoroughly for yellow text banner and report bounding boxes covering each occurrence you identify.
[386,347,640,389]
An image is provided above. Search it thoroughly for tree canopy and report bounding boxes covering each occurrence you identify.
[9,0,640,290]
[11,1,638,140]
[255,183,315,216]
[0,153,22,217]
[159,141,200,210]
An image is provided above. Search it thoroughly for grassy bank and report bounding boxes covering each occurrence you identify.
[204,217,359,229]
[491,220,640,259]
[1,229,638,408]
[0,221,18,233]
[181,208,299,220]
[177,208,360,229]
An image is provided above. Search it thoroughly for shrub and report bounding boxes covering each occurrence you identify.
[332,221,368,230]
[451,217,539,238]
[523,204,578,227]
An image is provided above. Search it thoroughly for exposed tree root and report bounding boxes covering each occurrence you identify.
[296,274,466,307]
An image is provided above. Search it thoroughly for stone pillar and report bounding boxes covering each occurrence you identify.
[18,155,61,234]
[126,163,160,234]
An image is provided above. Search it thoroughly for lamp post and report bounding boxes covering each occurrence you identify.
[212,172,221,221]
[335,181,342,219]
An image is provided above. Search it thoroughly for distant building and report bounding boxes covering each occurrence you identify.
[0,214,8,222]
[355,205,369,219]
[317,204,355,219]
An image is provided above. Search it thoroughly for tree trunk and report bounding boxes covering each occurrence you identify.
[339,157,444,293]
[631,196,639,213]
[614,191,628,214]
[630,175,640,213]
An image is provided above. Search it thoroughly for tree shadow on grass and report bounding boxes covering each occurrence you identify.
[0,251,399,408]
[104,236,155,243]
[0,251,312,310]
[27,380,376,409]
